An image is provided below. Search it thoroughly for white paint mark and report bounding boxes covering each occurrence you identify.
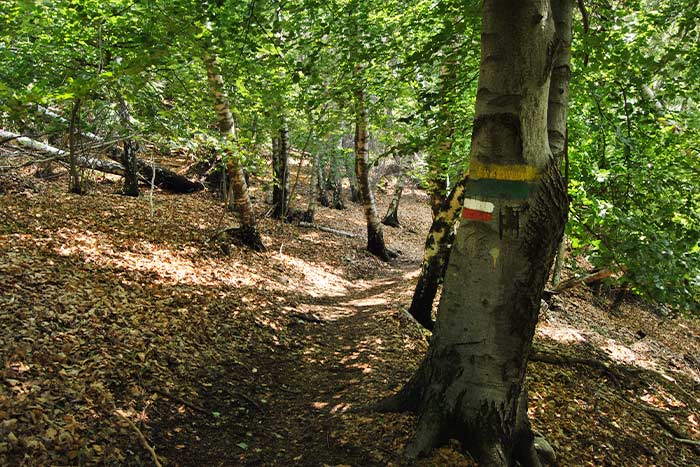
[464,198,495,213]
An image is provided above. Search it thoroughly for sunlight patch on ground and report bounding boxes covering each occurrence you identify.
[343,295,388,308]
[536,323,587,343]
[602,339,639,364]
[274,254,349,298]
[52,229,264,287]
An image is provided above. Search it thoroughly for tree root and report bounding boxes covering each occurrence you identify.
[209,225,265,252]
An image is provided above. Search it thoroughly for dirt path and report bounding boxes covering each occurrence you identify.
[153,264,428,467]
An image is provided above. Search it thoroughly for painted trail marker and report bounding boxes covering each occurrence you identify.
[462,198,495,221]
[461,162,539,222]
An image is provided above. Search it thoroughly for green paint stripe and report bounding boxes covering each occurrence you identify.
[464,179,535,200]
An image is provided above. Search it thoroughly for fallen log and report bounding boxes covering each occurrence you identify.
[554,268,619,291]
[1,129,126,175]
[32,107,202,193]
[1,129,202,193]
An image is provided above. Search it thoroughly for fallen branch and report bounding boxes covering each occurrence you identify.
[554,268,621,291]
[298,221,357,238]
[114,409,163,467]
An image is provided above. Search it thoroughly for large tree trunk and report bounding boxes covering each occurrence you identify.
[354,80,390,260]
[376,2,569,465]
[407,178,466,330]
[271,115,290,219]
[204,53,265,251]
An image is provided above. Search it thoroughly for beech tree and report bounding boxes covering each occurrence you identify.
[375,1,570,465]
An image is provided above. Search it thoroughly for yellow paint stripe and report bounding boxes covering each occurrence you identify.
[469,161,539,181]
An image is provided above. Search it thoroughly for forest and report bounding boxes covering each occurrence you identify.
[0,0,699,466]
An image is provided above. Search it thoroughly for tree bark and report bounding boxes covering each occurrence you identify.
[116,96,140,197]
[204,53,265,251]
[376,2,568,464]
[407,178,466,330]
[271,115,290,219]
[68,98,83,194]
[354,78,390,261]
[381,166,405,227]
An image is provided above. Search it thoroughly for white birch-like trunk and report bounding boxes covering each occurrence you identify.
[354,81,390,260]
[204,53,264,251]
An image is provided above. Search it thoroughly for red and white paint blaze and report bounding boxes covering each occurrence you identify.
[462,198,495,222]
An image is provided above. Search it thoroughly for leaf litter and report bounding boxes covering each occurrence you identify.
[0,170,698,466]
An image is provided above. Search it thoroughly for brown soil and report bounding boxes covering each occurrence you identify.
[0,168,698,467]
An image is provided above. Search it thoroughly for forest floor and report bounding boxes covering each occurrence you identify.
[1,166,700,467]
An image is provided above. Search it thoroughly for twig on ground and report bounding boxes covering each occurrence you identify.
[231,390,264,412]
[114,409,163,467]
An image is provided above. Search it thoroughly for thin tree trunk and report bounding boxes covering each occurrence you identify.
[330,152,346,210]
[316,157,331,207]
[426,50,456,216]
[305,151,321,222]
[116,96,140,197]
[548,0,574,291]
[345,148,362,204]
[68,98,83,194]
[204,53,264,251]
[375,2,569,465]
[551,236,566,286]
[354,78,390,260]
[407,178,466,329]
[405,45,461,328]
[382,166,406,227]
[272,116,290,219]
